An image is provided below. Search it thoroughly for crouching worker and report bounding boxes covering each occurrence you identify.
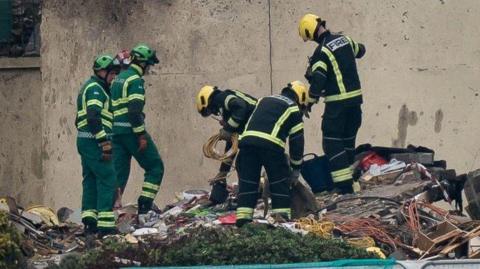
[235,81,306,227]
[196,86,257,204]
[76,55,120,236]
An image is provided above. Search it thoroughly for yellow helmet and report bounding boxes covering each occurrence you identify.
[288,80,308,106]
[196,85,215,114]
[298,13,321,42]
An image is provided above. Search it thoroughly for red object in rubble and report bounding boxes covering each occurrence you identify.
[218,213,236,225]
[360,152,387,171]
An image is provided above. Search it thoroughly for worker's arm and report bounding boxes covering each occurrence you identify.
[346,36,366,59]
[307,51,329,100]
[219,140,234,173]
[85,86,108,143]
[127,78,146,135]
[287,111,305,170]
[223,96,248,132]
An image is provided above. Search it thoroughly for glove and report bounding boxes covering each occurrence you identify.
[304,95,319,118]
[218,128,233,141]
[304,65,313,82]
[213,171,228,181]
[289,169,301,186]
[137,134,148,153]
[98,141,112,161]
[209,179,229,204]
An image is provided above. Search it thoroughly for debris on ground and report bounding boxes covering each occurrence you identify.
[2,144,480,267]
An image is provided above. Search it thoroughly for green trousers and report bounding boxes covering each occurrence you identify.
[112,132,164,213]
[77,137,116,232]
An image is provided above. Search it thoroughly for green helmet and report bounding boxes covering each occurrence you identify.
[92,54,116,71]
[131,44,159,65]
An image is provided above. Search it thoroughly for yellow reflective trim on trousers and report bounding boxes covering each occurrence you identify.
[272,106,299,137]
[133,125,145,133]
[122,75,141,99]
[101,119,112,129]
[236,207,254,219]
[321,47,346,94]
[98,212,115,218]
[324,89,362,102]
[240,131,285,148]
[97,220,116,228]
[332,173,352,182]
[129,93,145,102]
[312,60,328,73]
[331,167,352,177]
[95,130,107,139]
[224,95,236,110]
[140,191,156,199]
[86,99,103,108]
[227,118,240,128]
[77,119,87,128]
[81,211,97,219]
[233,90,257,105]
[112,97,128,107]
[272,208,292,218]
[113,107,128,117]
[101,110,113,120]
[143,182,159,191]
[290,158,303,165]
[289,122,304,135]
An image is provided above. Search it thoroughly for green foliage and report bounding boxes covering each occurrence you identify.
[73,224,376,267]
[0,211,25,269]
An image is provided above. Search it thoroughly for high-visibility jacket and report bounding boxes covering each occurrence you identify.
[75,76,112,142]
[110,64,146,135]
[307,31,366,105]
[211,89,257,132]
[239,94,304,169]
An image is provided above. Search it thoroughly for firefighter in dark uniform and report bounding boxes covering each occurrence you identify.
[298,14,366,194]
[196,86,257,204]
[235,81,306,227]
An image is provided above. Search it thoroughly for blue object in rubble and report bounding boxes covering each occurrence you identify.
[300,153,334,193]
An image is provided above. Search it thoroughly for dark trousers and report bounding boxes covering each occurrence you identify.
[235,146,291,220]
[322,103,362,187]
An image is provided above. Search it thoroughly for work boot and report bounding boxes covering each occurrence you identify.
[209,179,229,204]
[235,218,252,228]
[138,197,153,215]
[83,220,97,235]
[97,228,117,239]
[332,180,354,195]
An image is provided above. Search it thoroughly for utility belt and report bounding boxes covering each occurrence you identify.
[77,131,112,139]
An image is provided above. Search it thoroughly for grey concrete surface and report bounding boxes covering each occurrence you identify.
[0,69,43,204]
[2,0,480,209]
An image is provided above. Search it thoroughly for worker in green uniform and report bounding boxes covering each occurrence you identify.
[76,54,119,235]
[298,14,366,194]
[110,44,164,215]
[196,86,257,204]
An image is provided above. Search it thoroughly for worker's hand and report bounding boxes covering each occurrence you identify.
[289,169,301,187]
[214,171,228,181]
[98,141,112,161]
[304,65,313,82]
[137,134,148,153]
[218,128,233,141]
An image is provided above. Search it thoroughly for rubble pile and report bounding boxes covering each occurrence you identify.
[2,144,480,268]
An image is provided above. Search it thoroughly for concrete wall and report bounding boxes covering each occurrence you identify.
[0,68,43,205]
[35,0,480,209]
